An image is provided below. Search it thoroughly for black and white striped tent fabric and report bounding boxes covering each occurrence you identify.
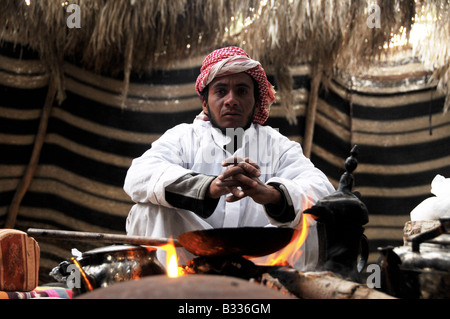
[1,42,449,282]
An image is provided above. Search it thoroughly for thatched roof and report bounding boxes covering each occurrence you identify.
[1,0,449,119]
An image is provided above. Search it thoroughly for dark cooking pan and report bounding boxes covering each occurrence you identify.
[177,227,295,257]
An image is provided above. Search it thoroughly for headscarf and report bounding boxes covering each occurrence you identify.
[195,46,275,125]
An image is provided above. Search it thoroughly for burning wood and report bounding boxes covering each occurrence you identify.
[176,255,394,299]
[265,268,395,299]
[184,256,267,280]
[48,240,395,299]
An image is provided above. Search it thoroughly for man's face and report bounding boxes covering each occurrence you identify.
[202,72,256,131]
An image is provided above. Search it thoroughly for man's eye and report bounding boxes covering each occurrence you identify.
[238,88,248,95]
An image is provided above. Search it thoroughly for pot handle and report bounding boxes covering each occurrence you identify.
[357,234,369,273]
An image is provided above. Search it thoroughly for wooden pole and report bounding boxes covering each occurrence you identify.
[26,228,182,247]
[303,68,322,158]
[120,35,133,109]
[5,76,57,228]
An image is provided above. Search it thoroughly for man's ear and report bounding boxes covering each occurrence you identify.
[201,98,209,116]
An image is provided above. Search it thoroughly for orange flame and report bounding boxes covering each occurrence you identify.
[159,238,185,278]
[267,213,311,266]
[71,257,94,291]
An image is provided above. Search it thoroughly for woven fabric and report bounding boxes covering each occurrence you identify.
[0,286,72,299]
[195,46,275,125]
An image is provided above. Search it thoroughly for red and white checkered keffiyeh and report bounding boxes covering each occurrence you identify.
[195,46,275,125]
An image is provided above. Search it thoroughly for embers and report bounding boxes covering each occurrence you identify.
[182,256,295,297]
[183,256,270,280]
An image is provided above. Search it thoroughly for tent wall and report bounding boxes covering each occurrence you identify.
[322,66,449,259]
[1,42,449,282]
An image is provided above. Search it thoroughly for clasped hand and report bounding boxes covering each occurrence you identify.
[207,157,281,205]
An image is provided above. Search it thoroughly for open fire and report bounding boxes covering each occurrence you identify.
[155,212,313,280]
[267,214,311,267]
[159,237,185,278]
[155,213,314,283]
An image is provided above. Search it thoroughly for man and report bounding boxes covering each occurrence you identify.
[124,46,334,269]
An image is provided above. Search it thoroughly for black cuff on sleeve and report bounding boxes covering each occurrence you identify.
[264,182,296,223]
[165,174,219,219]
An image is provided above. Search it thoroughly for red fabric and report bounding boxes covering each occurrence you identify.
[195,46,275,125]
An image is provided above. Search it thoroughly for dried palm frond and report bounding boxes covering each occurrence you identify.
[1,0,260,104]
[234,0,450,120]
[1,0,261,73]
[1,0,448,116]
[412,0,450,112]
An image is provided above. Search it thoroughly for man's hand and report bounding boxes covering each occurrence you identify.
[207,157,282,205]
[206,157,254,199]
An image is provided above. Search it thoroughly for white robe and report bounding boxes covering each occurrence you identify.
[124,118,335,269]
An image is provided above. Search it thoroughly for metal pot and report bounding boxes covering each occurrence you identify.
[52,245,166,295]
[177,227,295,257]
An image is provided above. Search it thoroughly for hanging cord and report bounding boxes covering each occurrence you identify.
[428,89,433,136]
[348,78,354,147]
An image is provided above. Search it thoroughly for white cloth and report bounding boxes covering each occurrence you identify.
[124,118,335,269]
[410,174,450,221]
[206,55,261,86]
